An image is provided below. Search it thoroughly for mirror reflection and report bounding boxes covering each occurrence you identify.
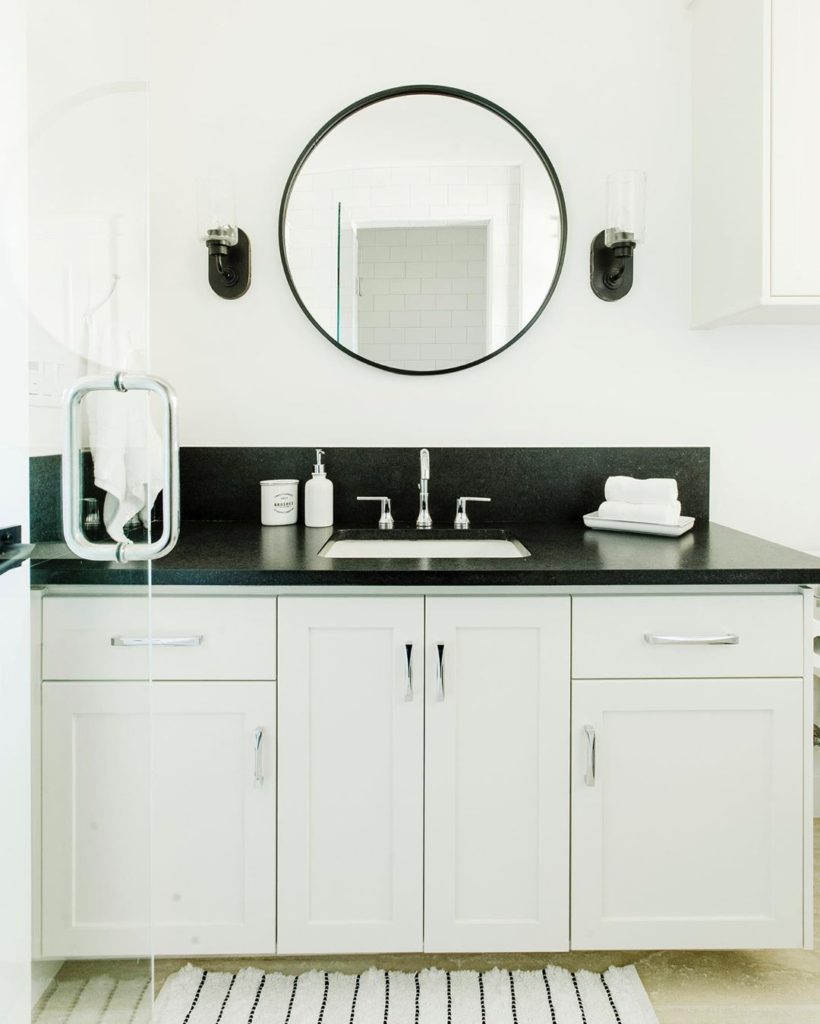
[280,89,566,374]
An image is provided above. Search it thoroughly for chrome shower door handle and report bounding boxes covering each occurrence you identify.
[253,727,264,787]
[62,373,180,563]
[404,643,414,701]
[583,725,596,786]
[435,643,445,701]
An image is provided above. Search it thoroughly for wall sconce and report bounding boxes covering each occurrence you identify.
[198,175,251,299]
[590,170,645,301]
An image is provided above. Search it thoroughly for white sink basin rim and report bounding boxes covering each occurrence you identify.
[320,535,530,559]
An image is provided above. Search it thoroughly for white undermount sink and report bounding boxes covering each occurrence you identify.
[320,534,530,559]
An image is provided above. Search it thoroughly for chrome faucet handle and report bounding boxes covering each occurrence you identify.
[454,496,491,530]
[420,448,430,481]
[357,496,394,530]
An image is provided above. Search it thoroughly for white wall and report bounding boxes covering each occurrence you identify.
[149,0,820,551]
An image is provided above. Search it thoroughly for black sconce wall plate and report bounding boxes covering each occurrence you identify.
[590,230,635,301]
[208,227,252,299]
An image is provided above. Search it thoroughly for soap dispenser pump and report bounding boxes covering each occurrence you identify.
[304,448,334,527]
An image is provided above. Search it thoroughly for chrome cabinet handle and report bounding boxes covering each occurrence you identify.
[644,633,739,645]
[62,373,180,563]
[404,643,413,701]
[435,643,445,701]
[253,727,264,787]
[583,725,596,786]
[111,635,203,647]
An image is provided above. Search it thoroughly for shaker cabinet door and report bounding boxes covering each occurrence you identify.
[277,596,424,953]
[42,680,276,957]
[424,596,571,952]
[571,677,804,950]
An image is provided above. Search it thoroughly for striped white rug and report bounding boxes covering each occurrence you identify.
[155,963,659,1024]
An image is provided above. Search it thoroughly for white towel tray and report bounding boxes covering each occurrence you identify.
[583,511,696,537]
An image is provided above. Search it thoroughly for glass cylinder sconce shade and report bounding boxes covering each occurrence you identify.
[604,170,646,247]
[198,174,239,247]
[197,173,251,299]
[591,170,646,301]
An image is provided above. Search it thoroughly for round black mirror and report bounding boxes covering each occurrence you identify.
[279,85,566,375]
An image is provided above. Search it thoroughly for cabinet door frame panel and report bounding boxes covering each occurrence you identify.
[571,676,804,950]
[277,596,424,953]
[424,596,571,952]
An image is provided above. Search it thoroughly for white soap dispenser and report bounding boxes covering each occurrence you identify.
[304,448,334,527]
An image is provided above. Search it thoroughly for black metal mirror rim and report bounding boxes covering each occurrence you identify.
[278,84,568,377]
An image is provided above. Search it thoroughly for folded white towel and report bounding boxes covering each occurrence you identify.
[598,500,682,526]
[605,476,679,505]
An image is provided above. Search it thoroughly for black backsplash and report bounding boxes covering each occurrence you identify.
[30,446,710,540]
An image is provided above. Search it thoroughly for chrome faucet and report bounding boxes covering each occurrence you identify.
[416,448,432,529]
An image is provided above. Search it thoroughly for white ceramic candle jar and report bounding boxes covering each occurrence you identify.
[260,479,299,525]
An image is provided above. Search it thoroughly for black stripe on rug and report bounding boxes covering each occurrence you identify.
[182,969,207,1024]
[507,971,518,1024]
[571,973,587,1024]
[414,972,420,1024]
[349,974,361,1024]
[214,974,236,1024]
[382,971,390,1024]
[600,973,622,1024]
[283,976,299,1024]
[317,972,329,1024]
[541,968,557,1024]
[247,974,266,1024]
[478,972,486,1024]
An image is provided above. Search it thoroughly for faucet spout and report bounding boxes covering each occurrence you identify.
[416,448,432,529]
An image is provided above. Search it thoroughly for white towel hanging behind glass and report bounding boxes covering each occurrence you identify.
[84,271,162,543]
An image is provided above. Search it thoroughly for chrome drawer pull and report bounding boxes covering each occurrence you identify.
[644,633,739,645]
[253,727,264,786]
[111,635,203,647]
[583,725,596,786]
[404,643,413,701]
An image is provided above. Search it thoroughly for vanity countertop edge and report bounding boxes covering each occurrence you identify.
[28,520,820,588]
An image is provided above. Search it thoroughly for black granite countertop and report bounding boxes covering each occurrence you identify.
[28,520,820,587]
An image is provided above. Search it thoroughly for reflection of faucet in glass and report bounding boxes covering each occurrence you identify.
[416,448,432,529]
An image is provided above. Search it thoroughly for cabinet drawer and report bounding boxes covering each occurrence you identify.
[43,596,276,680]
[572,595,803,679]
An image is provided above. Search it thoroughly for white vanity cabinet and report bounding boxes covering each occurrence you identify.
[277,596,425,953]
[35,585,813,957]
[693,0,820,324]
[423,596,570,952]
[40,594,277,958]
[570,594,806,950]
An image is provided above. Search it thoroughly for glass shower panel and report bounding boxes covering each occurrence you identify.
[27,0,154,1020]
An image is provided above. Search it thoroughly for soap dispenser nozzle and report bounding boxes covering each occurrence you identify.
[313,448,326,475]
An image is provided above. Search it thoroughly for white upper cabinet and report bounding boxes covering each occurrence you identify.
[424,597,570,952]
[277,596,424,954]
[693,0,820,324]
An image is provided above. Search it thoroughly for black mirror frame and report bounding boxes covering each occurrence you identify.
[278,84,567,376]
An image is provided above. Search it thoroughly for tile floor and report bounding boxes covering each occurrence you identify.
[48,820,820,1023]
